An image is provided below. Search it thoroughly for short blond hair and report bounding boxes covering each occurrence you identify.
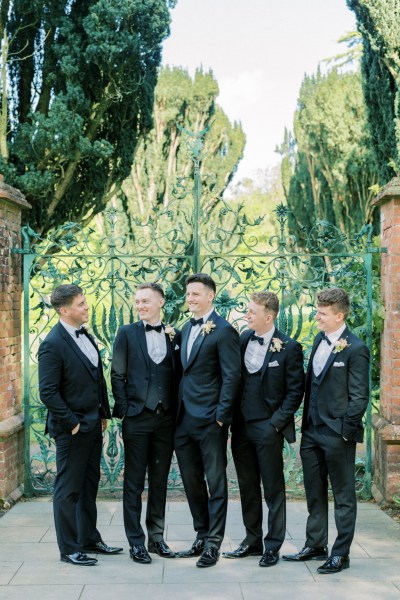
[250,291,279,316]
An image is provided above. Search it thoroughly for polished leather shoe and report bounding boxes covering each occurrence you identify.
[196,547,220,568]
[223,542,263,559]
[83,541,123,555]
[148,540,176,558]
[259,549,279,567]
[60,552,97,566]
[130,544,152,564]
[283,545,328,561]
[177,539,205,558]
[317,555,350,574]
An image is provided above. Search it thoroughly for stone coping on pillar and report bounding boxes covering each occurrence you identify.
[0,413,25,440]
[372,412,400,442]
[0,177,31,210]
[371,176,400,208]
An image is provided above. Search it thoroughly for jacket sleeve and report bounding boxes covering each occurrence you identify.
[216,325,241,425]
[38,338,80,433]
[342,343,370,441]
[110,328,129,418]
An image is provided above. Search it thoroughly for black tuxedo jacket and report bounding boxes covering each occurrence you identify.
[239,328,304,443]
[177,310,241,426]
[38,322,111,438]
[111,321,181,418]
[302,327,370,443]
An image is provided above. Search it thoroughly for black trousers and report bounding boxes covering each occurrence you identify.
[300,423,357,556]
[231,418,286,551]
[122,409,174,546]
[175,418,228,549]
[53,418,102,555]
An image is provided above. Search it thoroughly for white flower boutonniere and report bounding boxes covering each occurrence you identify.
[201,320,216,336]
[332,338,350,354]
[270,338,286,352]
[164,325,176,341]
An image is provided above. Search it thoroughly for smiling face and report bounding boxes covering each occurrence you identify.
[315,304,345,335]
[59,294,89,329]
[135,288,164,324]
[245,300,275,335]
[186,282,215,318]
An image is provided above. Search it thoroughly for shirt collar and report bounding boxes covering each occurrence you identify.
[60,319,81,337]
[253,326,275,345]
[193,308,214,324]
[143,319,162,328]
[325,323,346,344]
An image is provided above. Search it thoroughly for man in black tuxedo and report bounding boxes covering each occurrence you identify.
[111,283,181,564]
[38,284,122,566]
[223,291,304,567]
[283,288,369,574]
[175,273,241,568]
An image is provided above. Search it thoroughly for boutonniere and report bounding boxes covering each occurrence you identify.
[270,338,286,352]
[332,338,350,354]
[201,320,216,336]
[164,325,176,341]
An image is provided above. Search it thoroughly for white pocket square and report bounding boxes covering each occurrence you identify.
[268,360,279,367]
[333,361,345,367]
[175,344,180,350]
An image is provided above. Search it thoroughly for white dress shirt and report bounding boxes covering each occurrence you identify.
[60,320,99,367]
[244,327,275,374]
[143,320,167,364]
[312,323,346,377]
[187,308,214,360]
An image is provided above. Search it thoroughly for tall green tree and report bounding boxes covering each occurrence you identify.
[347,0,400,184]
[278,68,378,241]
[0,0,175,233]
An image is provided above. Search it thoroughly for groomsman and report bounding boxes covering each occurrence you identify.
[175,273,241,567]
[38,284,122,565]
[111,283,181,564]
[224,291,304,567]
[283,288,369,573]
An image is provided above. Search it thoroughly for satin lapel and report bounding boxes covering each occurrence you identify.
[186,326,206,368]
[318,326,351,384]
[181,323,190,370]
[260,327,277,380]
[306,332,324,382]
[137,321,150,369]
[240,330,253,364]
[57,323,97,380]
[164,326,175,369]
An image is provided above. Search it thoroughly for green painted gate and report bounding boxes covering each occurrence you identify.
[14,127,381,499]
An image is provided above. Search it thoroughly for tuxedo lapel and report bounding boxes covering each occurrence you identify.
[317,326,351,384]
[137,321,150,369]
[181,323,190,370]
[57,324,97,380]
[306,332,324,381]
[186,327,206,368]
[164,326,176,369]
[260,327,277,380]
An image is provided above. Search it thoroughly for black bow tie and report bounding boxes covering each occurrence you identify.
[75,327,87,338]
[322,332,332,346]
[190,318,203,327]
[250,333,264,345]
[145,324,163,333]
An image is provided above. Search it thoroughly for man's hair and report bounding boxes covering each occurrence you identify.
[136,282,164,298]
[250,291,279,316]
[186,273,216,294]
[317,288,350,319]
[50,284,84,314]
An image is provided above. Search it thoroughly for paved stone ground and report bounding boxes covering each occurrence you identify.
[1,498,400,600]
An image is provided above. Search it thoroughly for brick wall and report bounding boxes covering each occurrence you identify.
[0,178,30,503]
[371,178,400,502]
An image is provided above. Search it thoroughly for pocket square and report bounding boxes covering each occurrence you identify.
[333,361,345,367]
[268,360,279,367]
[174,344,180,350]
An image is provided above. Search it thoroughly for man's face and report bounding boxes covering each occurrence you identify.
[135,288,164,324]
[186,282,214,317]
[245,300,274,335]
[315,304,344,335]
[60,294,89,328]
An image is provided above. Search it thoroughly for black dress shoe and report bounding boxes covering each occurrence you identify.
[196,547,220,568]
[283,545,328,561]
[130,544,152,564]
[223,542,263,558]
[83,541,123,555]
[148,540,176,558]
[317,555,350,574]
[60,552,98,566]
[259,549,279,567]
[177,539,205,558]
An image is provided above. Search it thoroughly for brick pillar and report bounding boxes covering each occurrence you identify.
[0,177,31,504]
[371,177,400,502]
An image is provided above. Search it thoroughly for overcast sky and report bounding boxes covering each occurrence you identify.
[162,0,357,182]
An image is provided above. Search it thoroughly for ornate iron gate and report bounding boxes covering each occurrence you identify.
[14,127,381,498]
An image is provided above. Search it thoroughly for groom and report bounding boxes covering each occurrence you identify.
[224,291,304,567]
[175,273,241,567]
